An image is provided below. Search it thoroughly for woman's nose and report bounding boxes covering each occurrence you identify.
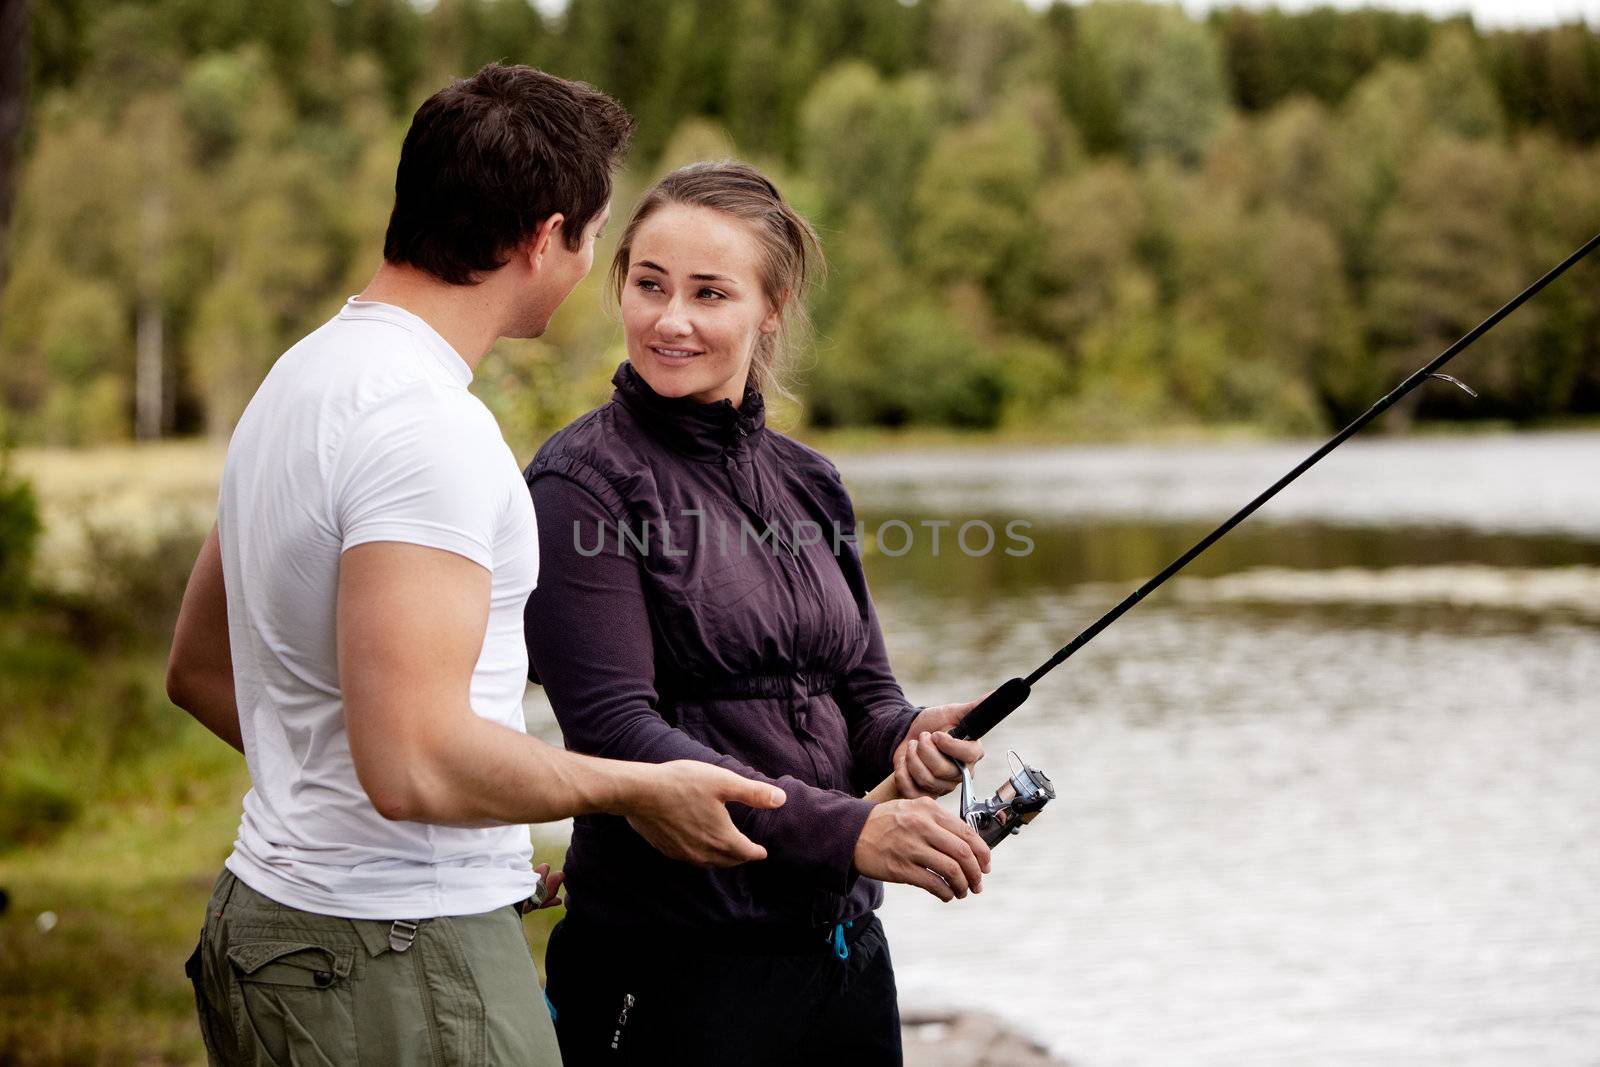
[657,297,693,338]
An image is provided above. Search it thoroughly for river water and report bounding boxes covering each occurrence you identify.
[844,432,1600,1065]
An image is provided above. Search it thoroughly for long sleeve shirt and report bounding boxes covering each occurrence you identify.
[523,362,919,933]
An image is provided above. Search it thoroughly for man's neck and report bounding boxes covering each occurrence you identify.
[355,263,504,370]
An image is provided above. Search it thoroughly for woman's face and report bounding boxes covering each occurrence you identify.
[621,204,780,407]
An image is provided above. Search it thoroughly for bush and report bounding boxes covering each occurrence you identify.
[0,758,81,849]
[809,302,1011,430]
[0,465,41,606]
[72,522,205,648]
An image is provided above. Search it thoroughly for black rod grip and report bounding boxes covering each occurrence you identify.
[950,677,1032,741]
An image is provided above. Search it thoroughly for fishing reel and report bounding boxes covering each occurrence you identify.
[959,751,1056,849]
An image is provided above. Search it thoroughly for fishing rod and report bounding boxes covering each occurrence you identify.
[875,229,1600,819]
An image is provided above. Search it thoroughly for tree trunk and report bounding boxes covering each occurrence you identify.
[135,138,168,440]
[0,0,31,298]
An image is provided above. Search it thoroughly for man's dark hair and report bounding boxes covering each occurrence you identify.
[383,63,633,285]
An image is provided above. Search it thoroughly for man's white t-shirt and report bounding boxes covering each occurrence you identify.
[218,298,539,919]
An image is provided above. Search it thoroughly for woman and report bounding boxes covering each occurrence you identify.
[523,162,992,1065]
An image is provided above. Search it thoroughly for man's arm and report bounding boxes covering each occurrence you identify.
[337,540,783,867]
[167,524,243,753]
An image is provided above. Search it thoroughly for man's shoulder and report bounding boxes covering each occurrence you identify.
[316,314,494,441]
[246,314,438,420]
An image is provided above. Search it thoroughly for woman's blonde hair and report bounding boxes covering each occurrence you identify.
[609,161,824,404]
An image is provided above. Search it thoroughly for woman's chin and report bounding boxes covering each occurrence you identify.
[629,353,746,406]
[631,358,701,398]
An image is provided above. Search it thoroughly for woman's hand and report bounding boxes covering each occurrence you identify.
[520,862,565,912]
[891,702,986,799]
[852,797,993,901]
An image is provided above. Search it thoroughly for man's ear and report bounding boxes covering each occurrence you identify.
[525,214,566,273]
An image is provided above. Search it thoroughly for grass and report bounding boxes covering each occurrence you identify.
[0,682,565,1066]
[0,717,248,1066]
[0,744,565,1064]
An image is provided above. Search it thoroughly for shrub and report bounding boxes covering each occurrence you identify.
[0,465,41,606]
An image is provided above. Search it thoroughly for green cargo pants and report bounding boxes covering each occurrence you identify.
[185,869,561,1065]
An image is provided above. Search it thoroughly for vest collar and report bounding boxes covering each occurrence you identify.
[612,361,766,461]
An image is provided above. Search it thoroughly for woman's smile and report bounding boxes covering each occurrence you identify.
[646,342,707,366]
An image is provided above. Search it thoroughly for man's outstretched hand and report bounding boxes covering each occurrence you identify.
[625,760,786,868]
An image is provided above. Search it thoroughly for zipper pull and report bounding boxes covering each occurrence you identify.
[609,992,635,1051]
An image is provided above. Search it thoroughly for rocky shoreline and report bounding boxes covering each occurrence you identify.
[902,1009,1067,1066]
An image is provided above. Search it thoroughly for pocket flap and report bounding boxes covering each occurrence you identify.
[227,940,353,987]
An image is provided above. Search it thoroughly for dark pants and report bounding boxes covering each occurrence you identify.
[545,913,902,1066]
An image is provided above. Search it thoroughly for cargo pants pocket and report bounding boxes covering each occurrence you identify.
[226,939,358,1066]
[186,934,234,1064]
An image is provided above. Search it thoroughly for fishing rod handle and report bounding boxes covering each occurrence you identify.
[862,678,1033,803]
[950,677,1032,741]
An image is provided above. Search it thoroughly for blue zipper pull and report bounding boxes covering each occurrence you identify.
[830,919,853,960]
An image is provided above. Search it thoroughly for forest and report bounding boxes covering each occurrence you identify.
[3,0,1599,453]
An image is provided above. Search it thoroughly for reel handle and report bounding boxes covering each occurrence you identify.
[862,678,1033,803]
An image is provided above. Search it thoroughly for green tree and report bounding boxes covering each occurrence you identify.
[1485,25,1600,145]
[1025,160,1148,352]
[441,0,550,74]
[910,107,1044,292]
[0,87,201,443]
[1367,136,1526,421]
[0,0,28,299]
[929,0,1044,119]
[1332,60,1431,293]
[1246,98,1342,224]
[721,0,788,159]
[1169,188,1352,427]
[1070,264,1169,433]
[1211,6,1438,113]
[1040,2,1125,155]
[800,61,940,252]
[8,0,1600,439]
[553,0,684,158]
[1075,1,1230,164]
[186,78,338,435]
[807,206,1006,429]
[329,0,423,110]
[1420,28,1504,141]
[1503,134,1600,415]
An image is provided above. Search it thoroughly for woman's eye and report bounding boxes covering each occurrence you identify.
[635,278,661,292]
[698,288,726,301]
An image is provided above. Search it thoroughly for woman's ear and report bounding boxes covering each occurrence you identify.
[761,289,790,334]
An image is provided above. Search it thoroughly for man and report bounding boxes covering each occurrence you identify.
[166,64,785,1066]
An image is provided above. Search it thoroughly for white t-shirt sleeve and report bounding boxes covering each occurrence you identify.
[330,386,505,570]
